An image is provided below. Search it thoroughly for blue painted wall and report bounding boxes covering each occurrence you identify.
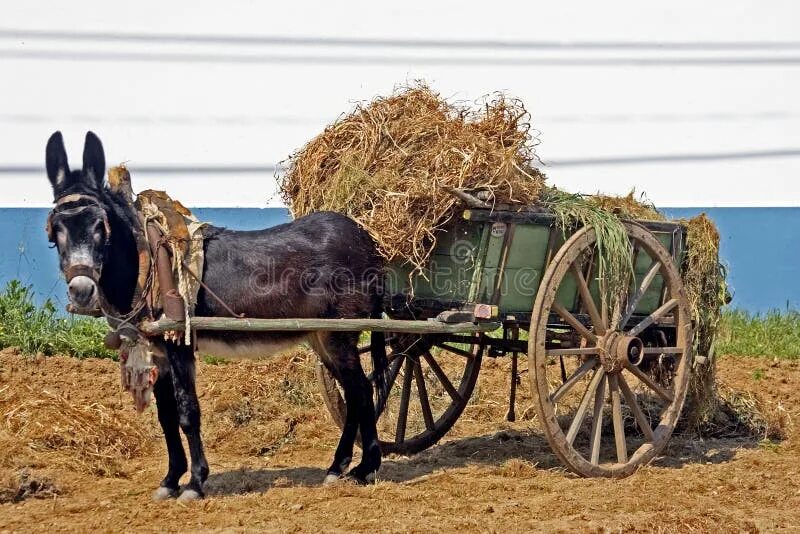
[1,207,797,313]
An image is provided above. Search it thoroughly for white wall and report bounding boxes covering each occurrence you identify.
[2,1,799,206]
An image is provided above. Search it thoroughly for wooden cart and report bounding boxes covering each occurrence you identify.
[146,205,693,478]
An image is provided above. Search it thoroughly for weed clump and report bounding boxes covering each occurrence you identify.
[0,281,113,359]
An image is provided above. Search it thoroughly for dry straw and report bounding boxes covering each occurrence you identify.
[0,385,153,476]
[280,83,545,272]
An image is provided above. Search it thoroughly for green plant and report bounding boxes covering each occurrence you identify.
[717,309,800,359]
[0,280,114,359]
[202,355,227,366]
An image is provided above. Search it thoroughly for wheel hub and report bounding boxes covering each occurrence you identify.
[597,332,644,373]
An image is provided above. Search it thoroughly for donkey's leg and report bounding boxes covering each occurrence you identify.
[326,332,381,484]
[151,371,187,501]
[310,332,358,483]
[166,343,209,501]
[343,368,381,483]
[323,372,361,484]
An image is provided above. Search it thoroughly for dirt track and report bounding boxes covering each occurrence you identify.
[0,348,798,533]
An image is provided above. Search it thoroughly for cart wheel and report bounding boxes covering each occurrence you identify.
[529,222,693,478]
[317,332,483,455]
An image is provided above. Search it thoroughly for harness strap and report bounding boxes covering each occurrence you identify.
[47,193,112,242]
[65,264,101,282]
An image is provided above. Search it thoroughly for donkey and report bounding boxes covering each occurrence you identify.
[45,131,388,501]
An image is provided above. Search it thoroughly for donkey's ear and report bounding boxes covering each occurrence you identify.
[82,131,106,189]
[45,131,70,192]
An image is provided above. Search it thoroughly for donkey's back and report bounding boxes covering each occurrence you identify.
[194,211,384,359]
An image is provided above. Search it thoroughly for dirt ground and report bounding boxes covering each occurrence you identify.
[0,347,798,533]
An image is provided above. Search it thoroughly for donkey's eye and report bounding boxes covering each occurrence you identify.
[92,221,105,243]
[55,227,67,249]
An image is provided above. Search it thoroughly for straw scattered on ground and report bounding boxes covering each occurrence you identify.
[0,384,154,476]
[0,351,797,531]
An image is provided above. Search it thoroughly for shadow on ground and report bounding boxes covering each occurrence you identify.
[205,428,761,496]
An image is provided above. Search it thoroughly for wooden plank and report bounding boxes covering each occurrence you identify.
[140,317,501,335]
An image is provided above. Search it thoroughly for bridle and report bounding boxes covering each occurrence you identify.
[46,193,112,285]
[46,192,153,328]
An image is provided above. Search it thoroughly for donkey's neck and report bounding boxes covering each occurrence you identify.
[98,195,141,315]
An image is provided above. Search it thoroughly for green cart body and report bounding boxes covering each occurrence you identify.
[386,208,686,324]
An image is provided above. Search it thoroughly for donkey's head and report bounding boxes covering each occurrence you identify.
[45,131,110,311]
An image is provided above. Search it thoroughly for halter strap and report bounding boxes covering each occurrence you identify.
[55,193,102,208]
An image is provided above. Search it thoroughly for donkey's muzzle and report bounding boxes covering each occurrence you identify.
[68,275,97,308]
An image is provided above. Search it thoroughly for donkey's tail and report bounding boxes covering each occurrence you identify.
[370,328,390,416]
[368,266,390,416]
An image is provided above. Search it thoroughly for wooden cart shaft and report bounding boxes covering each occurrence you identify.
[140,316,501,335]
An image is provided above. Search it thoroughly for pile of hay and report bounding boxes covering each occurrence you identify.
[681,214,730,428]
[588,190,664,221]
[280,84,545,271]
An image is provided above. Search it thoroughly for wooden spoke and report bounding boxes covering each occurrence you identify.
[550,357,599,403]
[571,263,605,334]
[434,343,476,359]
[589,373,607,465]
[422,351,463,403]
[625,362,675,403]
[373,354,405,415]
[643,347,684,355]
[371,351,403,386]
[413,359,435,431]
[627,298,679,338]
[546,348,599,358]
[395,357,414,444]
[620,260,662,328]
[566,368,606,445]
[618,374,655,442]
[551,302,598,344]
[608,374,628,463]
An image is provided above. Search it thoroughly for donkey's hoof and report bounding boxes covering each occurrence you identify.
[177,489,203,502]
[152,487,178,501]
[322,473,342,486]
[344,471,376,486]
